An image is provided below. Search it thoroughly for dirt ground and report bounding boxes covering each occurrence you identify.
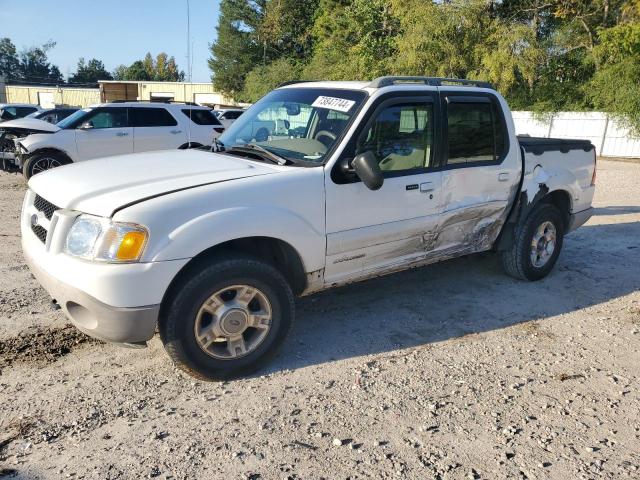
[0,160,638,480]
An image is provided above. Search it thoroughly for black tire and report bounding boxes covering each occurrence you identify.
[23,151,70,179]
[159,255,295,381]
[501,203,565,281]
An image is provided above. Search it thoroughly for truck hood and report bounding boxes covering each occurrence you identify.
[28,149,280,217]
[0,117,59,133]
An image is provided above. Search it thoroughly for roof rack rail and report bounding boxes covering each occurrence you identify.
[167,100,200,106]
[108,99,201,106]
[277,80,313,88]
[368,76,494,89]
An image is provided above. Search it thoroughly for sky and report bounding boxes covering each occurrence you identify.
[0,0,221,82]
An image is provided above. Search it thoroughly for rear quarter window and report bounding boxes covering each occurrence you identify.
[182,109,222,126]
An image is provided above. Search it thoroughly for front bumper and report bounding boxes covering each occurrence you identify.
[568,207,593,233]
[25,249,160,343]
[20,189,190,344]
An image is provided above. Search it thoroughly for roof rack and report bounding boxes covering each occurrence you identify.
[368,76,494,89]
[277,80,314,88]
[109,99,201,106]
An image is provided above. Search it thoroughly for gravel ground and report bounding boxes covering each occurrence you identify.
[0,161,638,480]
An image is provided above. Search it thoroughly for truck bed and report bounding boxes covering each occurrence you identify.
[517,136,593,155]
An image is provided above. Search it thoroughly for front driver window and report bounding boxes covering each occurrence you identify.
[356,103,434,172]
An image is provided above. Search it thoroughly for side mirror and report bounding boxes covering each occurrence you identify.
[352,151,384,190]
[283,103,300,116]
[78,121,93,130]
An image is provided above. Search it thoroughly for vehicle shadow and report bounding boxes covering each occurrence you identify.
[594,206,640,216]
[263,220,640,373]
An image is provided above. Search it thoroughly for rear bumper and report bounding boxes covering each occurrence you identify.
[25,250,159,344]
[568,207,593,233]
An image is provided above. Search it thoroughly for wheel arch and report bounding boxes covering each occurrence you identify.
[543,189,571,231]
[27,147,73,163]
[495,186,572,251]
[160,236,307,313]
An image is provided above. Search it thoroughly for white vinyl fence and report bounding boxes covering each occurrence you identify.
[512,111,640,158]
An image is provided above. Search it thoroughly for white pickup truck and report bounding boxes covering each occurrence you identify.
[21,77,596,380]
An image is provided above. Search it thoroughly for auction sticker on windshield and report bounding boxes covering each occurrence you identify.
[311,96,356,113]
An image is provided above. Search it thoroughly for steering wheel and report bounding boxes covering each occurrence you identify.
[315,130,337,146]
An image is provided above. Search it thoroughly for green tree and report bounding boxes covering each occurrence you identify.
[209,0,267,97]
[112,64,129,80]
[123,60,151,80]
[112,53,184,81]
[17,41,63,83]
[0,38,20,80]
[69,57,113,83]
[260,0,318,60]
[589,22,640,134]
[242,57,301,101]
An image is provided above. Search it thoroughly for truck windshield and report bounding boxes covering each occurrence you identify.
[218,88,367,164]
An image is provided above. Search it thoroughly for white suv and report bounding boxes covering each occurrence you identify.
[15,102,225,178]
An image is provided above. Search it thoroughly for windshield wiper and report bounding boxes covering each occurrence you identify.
[225,144,288,166]
[209,137,225,152]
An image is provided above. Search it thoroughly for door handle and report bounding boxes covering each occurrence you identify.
[498,172,510,182]
[116,132,129,137]
[420,182,435,192]
[170,129,182,134]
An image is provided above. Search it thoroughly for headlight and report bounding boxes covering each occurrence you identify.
[64,215,149,263]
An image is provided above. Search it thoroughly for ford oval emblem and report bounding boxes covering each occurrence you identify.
[30,214,39,227]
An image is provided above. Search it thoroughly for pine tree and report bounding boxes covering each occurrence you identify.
[208,0,266,97]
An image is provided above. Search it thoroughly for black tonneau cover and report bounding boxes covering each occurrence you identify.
[517,136,594,155]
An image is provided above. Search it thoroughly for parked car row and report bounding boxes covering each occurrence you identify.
[1,101,227,178]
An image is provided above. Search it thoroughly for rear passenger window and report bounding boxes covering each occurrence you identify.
[131,108,177,127]
[446,100,505,165]
[182,109,222,126]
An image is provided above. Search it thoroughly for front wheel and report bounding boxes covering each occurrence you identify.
[501,203,565,281]
[23,152,70,179]
[159,256,295,381]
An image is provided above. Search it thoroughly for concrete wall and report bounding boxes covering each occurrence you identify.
[5,85,100,107]
[512,111,640,158]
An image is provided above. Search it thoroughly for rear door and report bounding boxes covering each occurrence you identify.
[181,108,224,144]
[131,107,184,152]
[324,92,443,284]
[434,91,520,254]
[74,107,133,160]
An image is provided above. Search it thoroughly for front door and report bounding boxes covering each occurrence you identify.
[324,93,442,285]
[74,107,133,161]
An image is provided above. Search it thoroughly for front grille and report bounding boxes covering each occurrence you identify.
[34,194,59,220]
[31,225,47,243]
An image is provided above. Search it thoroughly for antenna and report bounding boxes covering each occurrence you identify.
[186,0,192,83]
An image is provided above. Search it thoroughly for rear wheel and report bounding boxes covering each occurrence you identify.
[23,152,70,179]
[501,203,565,281]
[159,255,295,381]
